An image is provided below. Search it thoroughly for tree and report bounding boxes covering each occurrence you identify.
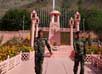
[80,9,102,32]
[0,9,31,31]
[79,9,102,41]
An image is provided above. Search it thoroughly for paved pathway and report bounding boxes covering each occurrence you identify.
[7,46,96,74]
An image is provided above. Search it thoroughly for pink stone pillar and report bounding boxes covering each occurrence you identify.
[31,10,39,48]
[35,17,40,37]
[74,11,81,31]
[49,10,61,46]
[69,17,74,47]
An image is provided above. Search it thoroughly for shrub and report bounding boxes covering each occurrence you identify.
[86,45,102,54]
[0,9,31,31]
[0,37,32,61]
[20,45,32,52]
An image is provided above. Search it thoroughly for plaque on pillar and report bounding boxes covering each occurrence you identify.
[49,10,61,46]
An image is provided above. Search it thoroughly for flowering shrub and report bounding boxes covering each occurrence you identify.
[0,45,20,61]
[0,46,8,61]
[86,45,102,54]
[0,37,33,61]
[20,45,33,52]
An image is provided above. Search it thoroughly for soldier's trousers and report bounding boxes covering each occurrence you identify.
[73,55,84,74]
[35,55,44,74]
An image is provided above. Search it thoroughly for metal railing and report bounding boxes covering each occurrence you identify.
[35,8,75,28]
[0,51,34,74]
[85,54,102,70]
[0,52,21,74]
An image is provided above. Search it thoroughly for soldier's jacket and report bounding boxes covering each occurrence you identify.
[34,37,51,57]
[74,38,86,57]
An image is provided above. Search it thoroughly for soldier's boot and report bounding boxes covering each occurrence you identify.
[80,68,84,74]
[73,65,78,74]
[38,63,42,74]
[80,61,84,74]
[35,66,37,74]
[73,68,78,74]
[35,66,39,74]
[73,59,79,74]
[35,64,42,74]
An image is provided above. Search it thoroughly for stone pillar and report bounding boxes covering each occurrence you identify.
[35,17,40,37]
[30,10,39,48]
[49,10,61,46]
[69,17,74,47]
[74,11,81,31]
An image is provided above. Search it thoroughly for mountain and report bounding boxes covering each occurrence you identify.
[0,0,102,18]
[0,0,36,18]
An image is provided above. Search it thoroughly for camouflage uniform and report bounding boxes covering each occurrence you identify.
[73,38,86,74]
[34,37,52,74]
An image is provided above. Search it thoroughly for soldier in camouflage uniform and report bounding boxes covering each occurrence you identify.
[34,30,52,74]
[73,31,86,74]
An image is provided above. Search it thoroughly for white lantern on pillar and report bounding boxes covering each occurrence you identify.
[31,10,37,20]
[74,11,81,31]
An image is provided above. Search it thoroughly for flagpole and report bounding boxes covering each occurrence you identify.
[53,0,55,10]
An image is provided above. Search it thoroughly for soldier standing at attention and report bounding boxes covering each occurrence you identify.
[73,31,86,74]
[34,30,52,74]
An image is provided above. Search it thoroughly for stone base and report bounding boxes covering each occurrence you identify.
[50,31,60,46]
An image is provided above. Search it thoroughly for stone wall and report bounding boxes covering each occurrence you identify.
[0,30,30,44]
